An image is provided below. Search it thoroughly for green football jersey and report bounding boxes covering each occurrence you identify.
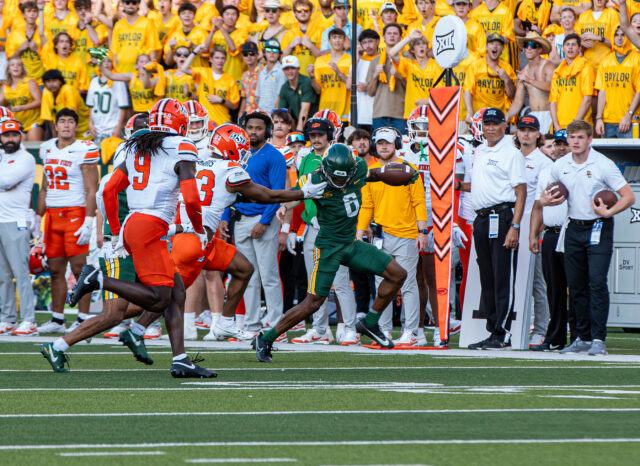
[297,150,322,225]
[295,157,368,249]
[103,190,129,237]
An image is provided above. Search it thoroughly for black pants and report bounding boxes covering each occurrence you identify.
[563,219,613,342]
[541,230,572,346]
[473,208,517,341]
[279,246,307,312]
[350,268,376,314]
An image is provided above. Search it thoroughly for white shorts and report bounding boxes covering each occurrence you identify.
[530,111,553,134]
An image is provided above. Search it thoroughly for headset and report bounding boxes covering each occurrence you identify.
[303,117,334,142]
[370,126,402,157]
[241,110,273,139]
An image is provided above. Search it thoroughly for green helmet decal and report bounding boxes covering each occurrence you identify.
[321,143,357,189]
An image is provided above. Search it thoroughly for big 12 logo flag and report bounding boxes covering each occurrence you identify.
[427,86,461,345]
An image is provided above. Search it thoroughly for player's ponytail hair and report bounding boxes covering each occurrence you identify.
[123,131,172,158]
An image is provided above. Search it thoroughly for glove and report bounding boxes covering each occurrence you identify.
[108,234,129,259]
[74,217,95,245]
[301,176,328,199]
[452,223,468,249]
[426,229,435,253]
[286,231,297,255]
[30,212,42,240]
[402,160,420,185]
[182,224,209,250]
[310,217,320,230]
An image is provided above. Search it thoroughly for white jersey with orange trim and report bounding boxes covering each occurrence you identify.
[457,137,476,222]
[195,137,211,160]
[178,157,251,233]
[272,142,294,168]
[124,135,199,225]
[39,138,99,208]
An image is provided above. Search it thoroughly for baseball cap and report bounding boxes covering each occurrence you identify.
[308,119,331,134]
[0,119,21,134]
[482,108,506,123]
[282,55,300,69]
[487,33,505,44]
[517,115,540,130]
[380,1,398,13]
[264,38,281,52]
[554,129,568,143]
[452,0,471,3]
[241,41,258,53]
[334,0,350,7]
[373,127,398,143]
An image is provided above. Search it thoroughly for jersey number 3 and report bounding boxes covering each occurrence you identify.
[132,155,150,190]
[343,193,359,217]
[196,170,215,207]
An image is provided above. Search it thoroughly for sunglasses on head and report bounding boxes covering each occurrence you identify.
[295,7,310,13]
[265,47,280,53]
[242,51,257,56]
[175,51,190,57]
[265,7,279,13]
[523,41,540,49]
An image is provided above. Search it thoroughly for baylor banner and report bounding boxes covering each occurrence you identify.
[427,86,461,343]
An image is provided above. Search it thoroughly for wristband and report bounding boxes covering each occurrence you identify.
[281,223,291,234]
[419,229,429,235]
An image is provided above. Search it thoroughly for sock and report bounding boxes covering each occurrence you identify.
[53,338,69,352]
[336,322,345,335]
[365,310,381,328]
[235,314,244,329]
[261,328,278,343]
[97,270,104,288]
[172,353,187,362]
[184,312,195,328]
[52,312,64,324]
[130,323,145,336]
[77,313,89,322]
[221,316,234,323]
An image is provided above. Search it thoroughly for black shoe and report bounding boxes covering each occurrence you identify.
[255,331,273,363]
[355,316,394,349]
[468,337,493,350]
[69,265,101,307]
[170,358,217,378]
[530,342,550,352]
[483,337,511,350]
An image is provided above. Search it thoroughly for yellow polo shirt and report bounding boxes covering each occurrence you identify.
[549,56,596,128]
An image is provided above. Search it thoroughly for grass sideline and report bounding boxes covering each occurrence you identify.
[0,327,640,465]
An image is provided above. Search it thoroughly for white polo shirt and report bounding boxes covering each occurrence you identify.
[523,148,553,213]
[471,135,526,211]
[536,165,567,227]
[549,148,627,221]
[0,148,36,223]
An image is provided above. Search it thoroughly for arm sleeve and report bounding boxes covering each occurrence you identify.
[581,65,596,97]
[0,155,35,189]
[259,150,287,225]
[411,176,428,222]
[356,183,374,231]
[221,207,231,223]
[103,167,130,235]
[290,200,305,233]
[180,178,204,233]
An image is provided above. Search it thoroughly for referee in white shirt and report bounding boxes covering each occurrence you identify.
[0,119,37,336]
[458,108,527,350]
[541,120,635,355]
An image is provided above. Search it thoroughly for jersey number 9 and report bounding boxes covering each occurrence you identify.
[132,155,151,190]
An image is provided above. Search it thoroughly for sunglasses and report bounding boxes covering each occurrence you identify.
[334,5,346,9]
[523,41,540,49]
[273,108,289,113]
[243,51,257,56]
[265,47,280,53]
[175,51,190,57]
[295,7,310,13]
[265,8,279,13]
[287,133,305,144]
[123,0,140,4]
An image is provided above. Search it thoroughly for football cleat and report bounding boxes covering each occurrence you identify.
[38,320,67,334]
[119,329,154,365]
[11,321,38,336]
[104,322,130,339]
[41,343,69,373]
[356,316,394,349]
[0,321,16,334]
[69,265,102,307]
[290,321,306,332]
[255,331,274,363]
[170,358,217,378]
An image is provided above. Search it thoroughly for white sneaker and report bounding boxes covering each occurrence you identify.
[184,323,198,340]
[290,321,306,332]
[11,321,38,336]
[39,320,66,334]
[383,330,393,342]
[66,320,82,334]
[335,323,346,343]
[104,322,130,339]
[291,328,331,344]
[433,327,442,347]
[206,318,254,341]
[144,326,162,339]
[394,330,418,347]
[415,330,428,346]
[449,318,462,335]
[0,321,16,334]
[340,330,360,346]
[529,333,545,348]
[195,310,212,330]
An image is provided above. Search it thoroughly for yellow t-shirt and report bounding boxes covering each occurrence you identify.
[594,50,640,124]
[397,58,443,119]
[549,56,596,128]
[73,22,110,79]
[195,3,219,31]
[165,70,196,103]
[355,0,386,31]
[575,8,617,72]
[111,16,162,74]
[314,53,351,120]
[3,77,43,132]
[44,9,79,44]
[128,77,157,113]
[399,0,421,24]
[449,51,481,120]
[552,0,584,8]
[516,0,552,31]
[463,56,516,114]
[465,18,488,55]
[42,53,90,92]
[148,11,181,44]
[212,28,250,82]
[435,0,455,17]
[627,0,640,19]
[280,23,323,78]
[469,3,516,63]
[408,16,440,46]
[41,84,91,139]
[192,67,240,125]
[5,26,45,84]
[164,26,210,68]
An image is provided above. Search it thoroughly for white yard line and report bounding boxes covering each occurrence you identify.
[185,459,297,464]
[2,438,640,451]
[1,408,640,419]
[57,451,165,457]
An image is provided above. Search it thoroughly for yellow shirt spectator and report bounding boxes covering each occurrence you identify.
[44,9,79,45]
[280,22,323,78]
[516,0,552,32]
[408,16,440,45]
[314,53,351,120]
[1,76,43,132]
[148,10,181,44]
[42,52,90,92]
[463,55,516,114]
[357,160,428,240]
[212,27,250,81]
[195,2,219,31]
[448,50,481,121]
[6,26,45,84]
[41,84,91,139]
[165,70,196,103]
[595,50,640,124]
[129,76,157,112]
[164,26,210,68]
[111,16,162,74]
[435,0,455,16]
[470,2,516,64]
[464,18,488,55]
[549,55,596,128]
[575,8,617,71]
[397,57,443,119]
[355,0,385,30]
[192,67,240,125]
[73,22,110,79]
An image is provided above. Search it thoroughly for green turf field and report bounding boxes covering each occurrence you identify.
[1,326,640,465]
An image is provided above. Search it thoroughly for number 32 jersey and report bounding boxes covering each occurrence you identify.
[124,135,199,225]
[296,156,368,250]
[40,139,99,208]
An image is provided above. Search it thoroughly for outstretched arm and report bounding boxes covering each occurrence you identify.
[103,164,130,235]
[228,180,306,203]
[176,160,203,234]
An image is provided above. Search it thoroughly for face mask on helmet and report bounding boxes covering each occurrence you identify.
[188,117,209,142]
[408,119,428,144]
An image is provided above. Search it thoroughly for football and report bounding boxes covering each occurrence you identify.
[594,189,618,209]
[547,181,569,200]
[378,162,417,186]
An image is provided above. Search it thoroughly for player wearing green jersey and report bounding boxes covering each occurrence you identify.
[255,143,414,362]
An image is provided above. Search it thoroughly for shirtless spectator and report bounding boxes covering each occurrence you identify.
[506,32,555,133]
